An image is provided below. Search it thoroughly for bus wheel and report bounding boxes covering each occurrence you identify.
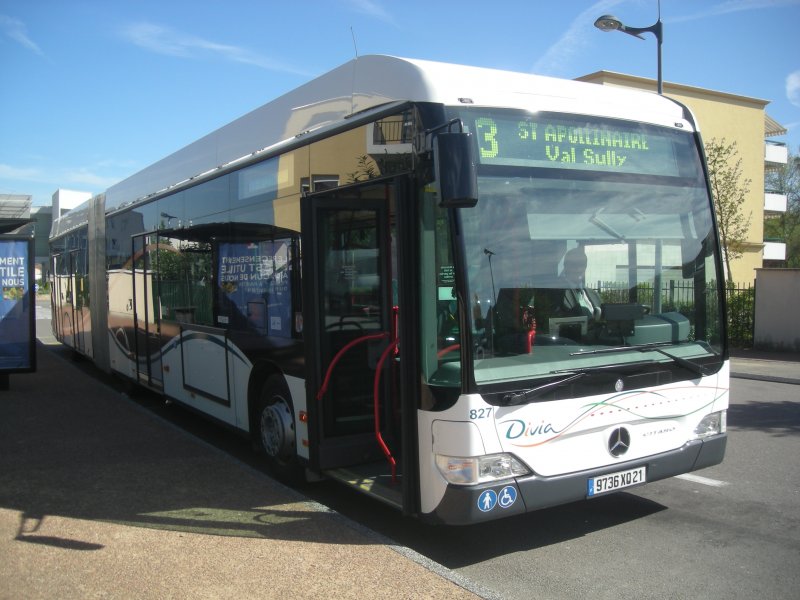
[255,375,298,477]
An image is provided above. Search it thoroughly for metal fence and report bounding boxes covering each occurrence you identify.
[595,280,755,348]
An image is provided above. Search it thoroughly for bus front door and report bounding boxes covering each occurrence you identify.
[131,233,163,389]
[303,179,415,509]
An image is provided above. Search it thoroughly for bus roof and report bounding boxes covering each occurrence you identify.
[102,55,692,212]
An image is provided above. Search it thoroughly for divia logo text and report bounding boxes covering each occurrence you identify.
[501,419,561,441]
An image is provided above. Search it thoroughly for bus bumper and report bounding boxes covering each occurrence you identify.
[423,433,727,526]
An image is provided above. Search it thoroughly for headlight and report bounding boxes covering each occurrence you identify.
[435,453,531,485]
[694,410,727,438]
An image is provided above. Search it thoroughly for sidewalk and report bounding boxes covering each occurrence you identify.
[0,343,484,600]
[729,348,800,385]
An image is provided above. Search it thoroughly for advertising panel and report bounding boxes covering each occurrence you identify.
[0,236,36,376]
[217,240,292,338]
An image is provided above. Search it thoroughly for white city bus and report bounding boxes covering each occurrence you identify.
[50,56,728,524]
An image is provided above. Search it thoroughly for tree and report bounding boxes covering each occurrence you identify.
[764,146,800,267]
[346,154,379,183]
[705,138,752,282]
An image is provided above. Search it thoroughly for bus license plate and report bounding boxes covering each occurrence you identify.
[587,466,646,497]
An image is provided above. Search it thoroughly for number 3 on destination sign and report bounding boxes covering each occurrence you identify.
[475,117,498,158]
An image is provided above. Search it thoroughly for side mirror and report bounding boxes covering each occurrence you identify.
[434,132,478,208]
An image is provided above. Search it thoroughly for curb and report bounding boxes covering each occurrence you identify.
[730,372,800,386]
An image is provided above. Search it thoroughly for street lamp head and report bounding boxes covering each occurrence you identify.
[593,9,664,94]
[594,15,623,32]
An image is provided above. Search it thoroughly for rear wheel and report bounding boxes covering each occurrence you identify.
[255,375,299,478]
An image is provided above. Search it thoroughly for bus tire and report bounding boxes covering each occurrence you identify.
[255,375,299,479]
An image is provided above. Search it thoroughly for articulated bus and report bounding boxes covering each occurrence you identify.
[50,56,728,524]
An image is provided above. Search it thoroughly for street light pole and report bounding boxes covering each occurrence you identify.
[594,10,664,95]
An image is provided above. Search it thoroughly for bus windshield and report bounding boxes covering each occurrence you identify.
[452,109,724,389]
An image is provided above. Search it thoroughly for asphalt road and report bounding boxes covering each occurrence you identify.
[306,377,800,600]
[33,304,800,600]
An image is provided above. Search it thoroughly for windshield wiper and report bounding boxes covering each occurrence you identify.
[571,342,715,377]
[643,346,714,377]
[503,372,588,406]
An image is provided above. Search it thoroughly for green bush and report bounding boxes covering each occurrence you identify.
[726,284,755,347]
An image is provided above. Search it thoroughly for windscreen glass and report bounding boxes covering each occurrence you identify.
[438,109,724,390]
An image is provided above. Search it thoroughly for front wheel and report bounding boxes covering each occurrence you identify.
[255,375,299,479]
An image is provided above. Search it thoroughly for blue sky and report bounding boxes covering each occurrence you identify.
[2,0,799,206]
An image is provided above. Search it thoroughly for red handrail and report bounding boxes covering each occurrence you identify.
[437,343,460,358]
[315,331,389,402]
[316,308,401,483]
[373,337,400,483]
[526,328,536,354]
[522,308,536,354]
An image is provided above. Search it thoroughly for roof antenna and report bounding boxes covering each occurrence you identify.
[350,26,358,115]
[350,26,359,59]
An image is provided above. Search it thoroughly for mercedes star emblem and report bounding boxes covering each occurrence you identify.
[608,427,631,457]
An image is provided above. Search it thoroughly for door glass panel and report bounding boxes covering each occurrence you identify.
[321,208,384,331]
[318,206,386,435]
[70,249,86,352]
[53,253,72,342]
[157,235,213,327]
[133,234,163,387]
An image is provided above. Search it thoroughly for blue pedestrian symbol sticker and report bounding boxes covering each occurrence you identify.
[498,485,517,509]
[478,489,497,512]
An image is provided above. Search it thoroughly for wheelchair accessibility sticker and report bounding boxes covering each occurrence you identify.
[478,486,517,512]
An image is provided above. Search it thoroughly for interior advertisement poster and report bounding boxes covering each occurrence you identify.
[0,236,36,375]
[217,240,292,338]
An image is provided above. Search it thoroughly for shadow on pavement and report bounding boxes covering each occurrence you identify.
[0,344,371,547]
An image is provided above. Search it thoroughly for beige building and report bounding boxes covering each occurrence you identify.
[576,71,788,284]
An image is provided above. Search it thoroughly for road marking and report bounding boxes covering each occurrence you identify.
[675,473,729,487]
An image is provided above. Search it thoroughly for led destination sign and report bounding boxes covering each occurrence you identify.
[471,112,687,177]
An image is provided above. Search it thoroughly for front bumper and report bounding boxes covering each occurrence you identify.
[423,433,727,525]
